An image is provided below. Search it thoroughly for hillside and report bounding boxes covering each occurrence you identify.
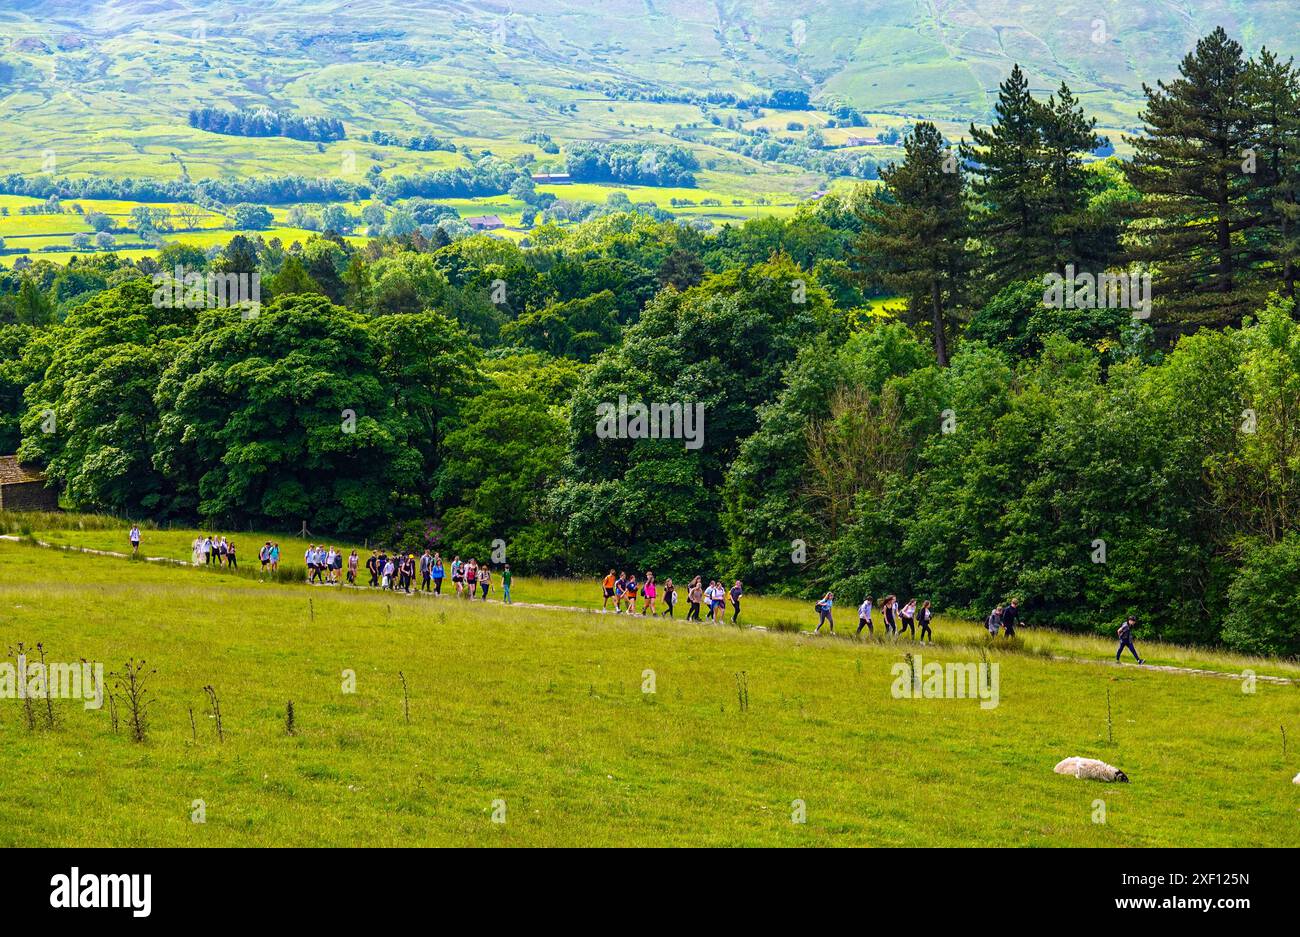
[1,526,1297,847]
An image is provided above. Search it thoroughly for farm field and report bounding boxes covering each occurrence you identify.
[1,530,1296,847]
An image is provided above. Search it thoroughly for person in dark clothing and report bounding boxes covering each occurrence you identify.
[661,579,676,618]
[367,551,380,587]
[730,580,743,624]
[1116,615,1144,663]
[1001,599,1021,637]
[918,600,933,642]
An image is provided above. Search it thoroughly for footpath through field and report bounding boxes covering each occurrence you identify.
[4,534,1295,687]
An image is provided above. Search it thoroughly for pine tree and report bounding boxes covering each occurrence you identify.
[1243,49,1300,303]
[1124,27,1261,324]
[855,121,970,366]
[961,65,1047,285]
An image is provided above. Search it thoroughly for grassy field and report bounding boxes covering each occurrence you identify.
[1,515,1297,847]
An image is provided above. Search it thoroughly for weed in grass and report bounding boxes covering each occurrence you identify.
[8,643,37,731]
[188,706,196,742]
[735,671,749,712]
[1106,686,1115,746]
[204,684,224,743]
[111,659,155,743]
[286,700,296,736]
[36,643,55,729]
[398,672,410,725]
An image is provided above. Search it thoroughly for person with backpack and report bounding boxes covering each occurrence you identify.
[625,574,639,614]
[986,604,1003,637]
[918,600,933,642]
[1116,615,1144,664]
[882,595,897,636]
[856,595,874,637]
[814,591,835,634]
[478,564,491,600]
[686,577,703,621]
[661,578,676,618]
[613,572,627,613]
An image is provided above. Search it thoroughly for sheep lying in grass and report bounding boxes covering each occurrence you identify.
[1054,757,1129,783]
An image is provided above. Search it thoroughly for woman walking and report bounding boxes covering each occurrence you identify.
[899,598,916,639]
[814,591,835,634]
[347,549,359,585]
[432,553,444,594]
[918,600,933,642]
[478,564,491,600]
[686,577,703,621]
[642,573,656,615]
[465,559,478,598]
[882,595,897,636]
[661,578,676,618]
[729,580,743,624]
[227,541,238,570]
[451,556,464,597]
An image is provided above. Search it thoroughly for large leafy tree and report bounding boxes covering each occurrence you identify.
[151,295,422,535]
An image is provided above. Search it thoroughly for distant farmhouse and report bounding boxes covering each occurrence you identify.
[844,136,881,147]
[530,172,571,184]
[0,455,58,511]
[465,215,506,232]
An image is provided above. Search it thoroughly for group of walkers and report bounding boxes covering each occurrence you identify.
[359,549,513,604]
[191,533,246,569]
[812,593,936,642]
[600,571,744,623]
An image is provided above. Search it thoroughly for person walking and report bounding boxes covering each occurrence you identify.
[465,559,478,599]
[856,595,874,637]
[270,542,280,572]
[625,574,639,614]
[814,591,835,634]
[227,541,238,570]
[202,535,213,566]
[986,604,1002,638]
[730,580,743,624]
[602,569,616,611]
[642,572,657,615]
[502,564,512,604]
[918,600,933,642]
[347,549,359,585]
[451,556,464,596]
[420,550,433,592]
[686,577,702,621]
[661,578,676,618]
[129,525,141,556]
[1116,615,1144,664]
[479,564,491,600]
[432,553,444,594]
[899,598,917,639]
[1001,598,1021,637]
[367,550,379,587]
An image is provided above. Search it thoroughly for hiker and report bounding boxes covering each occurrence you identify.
[202,535,213,565]
[686,577,703,621]
[919,600,933,642]
[502,565,512,604]
[367,550,380,587]
[857,595,874,637]
[1001,598,1021,637]
[986,604,1002,637]
[451,556,464,596]
[347,550,358,585]
[260,541,272,572]
[465,559,478,598]
[708,580,724,622]
[270,542,280,572]
[420,550,433,592]
[129,525,141,556]
[602,569,616,610]
[625,574,639,614]
[613,571,627,613]
[479,564,491,600]
[899,598,917,639]
[814,591,835,634]
[1116,615,1144,664]
[218,536,229,567]
[432,553,444,594]
[642,572,656,615]
[882,595,897,636]
[661,578,676,617]
[381,557,395,590]
[227,541,237,570]
[730,580,743,624]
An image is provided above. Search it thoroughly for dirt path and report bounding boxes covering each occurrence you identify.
[4,535,1296,686]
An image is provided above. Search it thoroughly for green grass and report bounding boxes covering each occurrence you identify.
[1,517,1297,846]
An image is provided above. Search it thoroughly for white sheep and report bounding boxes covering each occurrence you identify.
[1054,756,1129,783]
[1293,772,1299,785]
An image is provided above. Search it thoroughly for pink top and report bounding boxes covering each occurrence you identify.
[644,583,656,598]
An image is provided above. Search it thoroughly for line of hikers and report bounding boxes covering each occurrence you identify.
[191,533,246,569]
[811,593,939,641]
[300,546,513,603]
[600,571,744,623]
